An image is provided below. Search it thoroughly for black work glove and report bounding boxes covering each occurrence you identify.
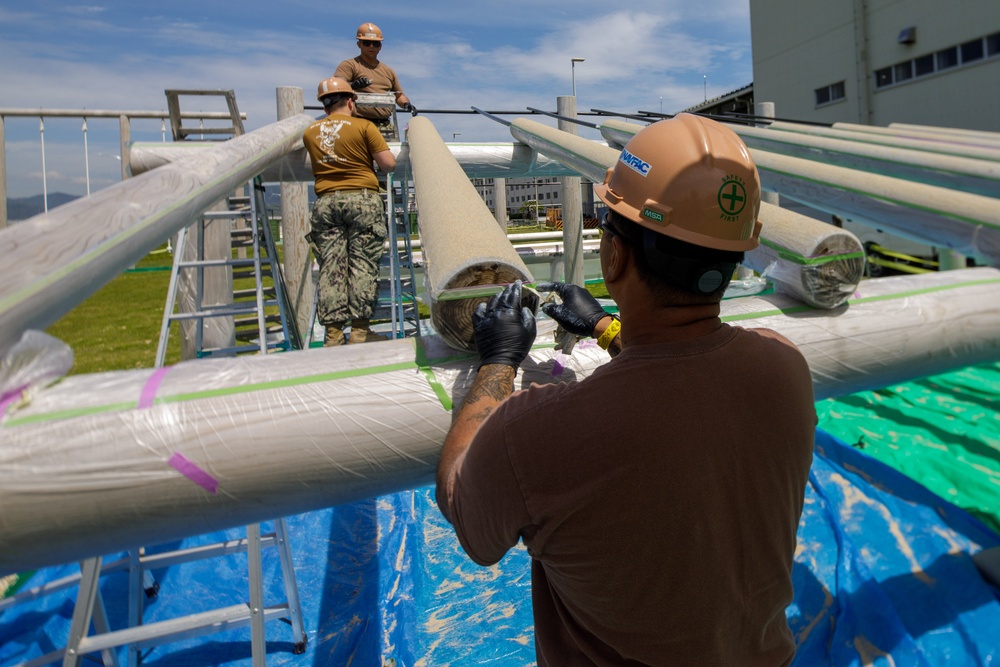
[537,281,608,337]
[401,102,418,116]
[473,280,537,370]
[350,76,372,90]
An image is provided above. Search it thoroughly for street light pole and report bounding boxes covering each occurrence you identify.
[571,57,585,97]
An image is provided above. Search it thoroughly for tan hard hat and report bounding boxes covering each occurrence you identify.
[594,114,762,252]
[356,22,384,41]
[316,76,357,102]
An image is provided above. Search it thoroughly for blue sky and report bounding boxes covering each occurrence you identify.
[0,0,754,198]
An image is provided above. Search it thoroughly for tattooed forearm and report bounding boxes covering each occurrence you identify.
[436,363,519,523]
[462,365,515,405]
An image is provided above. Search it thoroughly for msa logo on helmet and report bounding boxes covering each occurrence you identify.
[619,148,651,177]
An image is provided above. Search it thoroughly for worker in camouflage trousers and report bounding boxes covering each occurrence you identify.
[302,76,396,346]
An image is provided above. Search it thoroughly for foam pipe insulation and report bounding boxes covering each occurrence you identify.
[2,267,999,576]
[129,142,581,181]
[406,116,534,350]
[600,119,1000,266]
[766,121,1000,164]
[0,113,316,359]
[728,123,1000,199]
[834,122,1000,149]
[512,117,863,308]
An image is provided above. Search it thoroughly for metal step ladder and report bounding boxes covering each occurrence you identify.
[381,171,421,338]
[11,520,308,667]
[154,179,299,364]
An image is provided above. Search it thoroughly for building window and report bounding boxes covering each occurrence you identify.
[815,80,846,106]
[961,38,984,63]
[936,46,959,70]
[894,61,913,83]
[988,32,1000,56]
[914,53,935,76]
[875,31,1000,91]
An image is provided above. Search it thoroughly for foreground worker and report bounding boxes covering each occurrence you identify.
[436,114,817,665]
[302,76,396,346]
[335,22,415,138]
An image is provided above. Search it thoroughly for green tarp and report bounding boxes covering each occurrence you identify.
[817,361,1000,535]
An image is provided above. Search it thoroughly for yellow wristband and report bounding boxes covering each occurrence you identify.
[596,317,621,350]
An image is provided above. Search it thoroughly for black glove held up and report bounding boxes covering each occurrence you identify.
[350,76,372,90]
[473,280,537,370]
[401,102,418,115]
[537,281,608,337]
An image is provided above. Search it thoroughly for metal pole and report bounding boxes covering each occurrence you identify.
[0,115,7,229]
[40,117,48,212]
[82,118,91,196]
[556,95,584,287]
[571,57,585,98]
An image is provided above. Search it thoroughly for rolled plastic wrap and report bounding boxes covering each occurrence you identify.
[407,116,534,350]
[2,267,999,576]
[746,202,865,308]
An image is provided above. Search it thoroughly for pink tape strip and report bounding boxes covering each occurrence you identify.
[168,452,219,494]
[138,367,170,409]
[551,353,566,377]
[0,384,29,419]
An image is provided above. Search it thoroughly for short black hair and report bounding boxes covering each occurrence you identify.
[608,210,744,303]
[321,93,353,108]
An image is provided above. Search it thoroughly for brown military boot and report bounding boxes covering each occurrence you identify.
[323,324,346,347]
[349,319,388,344]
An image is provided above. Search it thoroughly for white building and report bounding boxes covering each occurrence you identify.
[750,0,1000,130]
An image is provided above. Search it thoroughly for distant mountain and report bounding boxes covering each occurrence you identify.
[6,193,80,221]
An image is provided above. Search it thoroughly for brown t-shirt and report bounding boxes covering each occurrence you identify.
[301,113,388,195]
[448,323,816,666]
[334,57,403,120]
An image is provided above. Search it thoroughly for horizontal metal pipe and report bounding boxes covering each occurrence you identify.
[0,108,246,120]
[0,113,314,358]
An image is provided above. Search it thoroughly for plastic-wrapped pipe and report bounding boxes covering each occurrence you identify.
[747,203,865,308]
[2,267,999,577]
[0,113,316,359]
[406,116,534,350]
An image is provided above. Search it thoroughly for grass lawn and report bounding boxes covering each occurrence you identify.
[45,247,181,375]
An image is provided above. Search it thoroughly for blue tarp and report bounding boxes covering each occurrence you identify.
[2,429,999,666]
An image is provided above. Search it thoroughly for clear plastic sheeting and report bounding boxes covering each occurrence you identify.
[0,330,72,418]
[2,430,998,666]
[2,269,1000,576]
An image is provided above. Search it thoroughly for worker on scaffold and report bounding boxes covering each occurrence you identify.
[435,114,817,665]
[335,22,415,140]
[302,76,396,346]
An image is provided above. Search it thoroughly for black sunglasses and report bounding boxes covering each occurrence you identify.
[360,40,382,47]
[598,210,619,240]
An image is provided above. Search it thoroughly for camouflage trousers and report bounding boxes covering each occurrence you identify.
[307,190,387,326]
